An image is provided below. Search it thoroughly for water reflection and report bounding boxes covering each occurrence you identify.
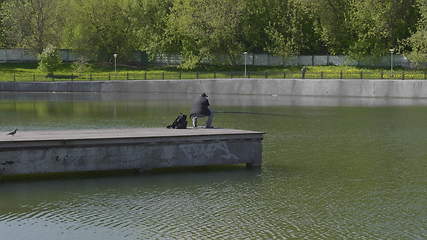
[4,91,427,107]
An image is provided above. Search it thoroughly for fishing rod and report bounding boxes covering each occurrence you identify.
[196,80,299,117]
[214,111,297,117]
[199,79,207,95]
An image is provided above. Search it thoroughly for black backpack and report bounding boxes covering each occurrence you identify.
[167,113,188,129]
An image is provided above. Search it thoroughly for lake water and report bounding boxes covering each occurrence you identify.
[0,92,426,240]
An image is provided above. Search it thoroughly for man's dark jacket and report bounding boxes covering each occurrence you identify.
[190,95,211,116]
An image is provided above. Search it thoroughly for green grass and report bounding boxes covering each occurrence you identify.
[0,62,426,81]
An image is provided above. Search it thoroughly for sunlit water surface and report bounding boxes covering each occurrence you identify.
[0,92,426,240]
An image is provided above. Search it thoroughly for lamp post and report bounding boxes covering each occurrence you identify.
[243,52,248,78]
[389,48,394,78]
[113,53,118,73]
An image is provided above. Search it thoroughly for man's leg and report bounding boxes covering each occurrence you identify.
[192,116,198,128]
[206,112,214,128]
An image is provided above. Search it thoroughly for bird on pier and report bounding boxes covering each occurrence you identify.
[7,129,18,136]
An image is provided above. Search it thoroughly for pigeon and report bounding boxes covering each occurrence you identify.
[7,129,17,136]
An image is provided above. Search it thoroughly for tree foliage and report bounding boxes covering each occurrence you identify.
[314,0,353,55]
[0,0,64,53]
[165,0,246,68]
[406,0,427,66]
[63,0,139,62]
[133,0,173,57]
[0,0,425,68]
[38,45,62,75]
[347,0,419,59]
[263,0,324,56]
[0,0,7,48]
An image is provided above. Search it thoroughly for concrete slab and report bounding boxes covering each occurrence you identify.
[0,128,262,142]
[0,128,264,178]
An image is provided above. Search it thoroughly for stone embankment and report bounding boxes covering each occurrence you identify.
[1,78,427,98]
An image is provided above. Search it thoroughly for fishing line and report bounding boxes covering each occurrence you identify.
[214,111,297,117]
[199,79,206,94]
[198,79,215,102]
[196,81,297,118]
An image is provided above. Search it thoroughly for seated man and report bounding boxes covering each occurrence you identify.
[190,93,214,128]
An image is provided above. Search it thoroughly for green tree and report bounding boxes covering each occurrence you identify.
[347,0,419,58]
[238,0,270,53]
[38,45,62,76]
[63,0,139,62]
[313,0,353,55]
[0,0,8,48]
[262,0,324,56]
[133,0,173,58]
[239,0,323,55]
[0,0,64,53]
[165,0,246,68]
[406,0,427,67]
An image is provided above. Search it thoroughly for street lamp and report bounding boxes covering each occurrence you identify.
[389,48,394,77]
[113,53,118,73]
[243,52,248,78]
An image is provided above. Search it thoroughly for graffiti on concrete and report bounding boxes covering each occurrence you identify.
[179,142,239,162]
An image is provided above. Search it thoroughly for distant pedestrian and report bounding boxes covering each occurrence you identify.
[301,66,307,78]
[190,93,214,128]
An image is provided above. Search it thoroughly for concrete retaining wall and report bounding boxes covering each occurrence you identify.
[2,79,427,98]
[0,128,263,177]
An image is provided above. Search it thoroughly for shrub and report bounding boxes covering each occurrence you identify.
[72,57,92,73]
[38,45,62,76]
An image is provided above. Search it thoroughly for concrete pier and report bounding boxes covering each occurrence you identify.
[0,128,264,178]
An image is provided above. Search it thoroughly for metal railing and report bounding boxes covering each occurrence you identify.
[1,71,427,82]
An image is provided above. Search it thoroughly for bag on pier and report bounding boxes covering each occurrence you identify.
[167,113,188,129]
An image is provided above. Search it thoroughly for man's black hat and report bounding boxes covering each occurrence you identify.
[201,93,208,97]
